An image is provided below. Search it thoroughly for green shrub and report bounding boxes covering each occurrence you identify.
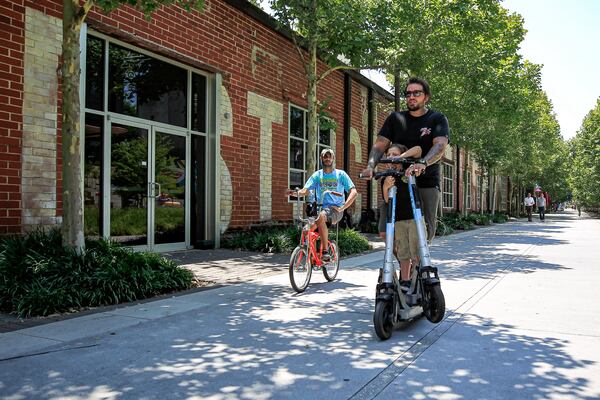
[435,220,454,236]
[0,229,193,317]
[466,213,493,226]
[440,213,474,231]
[492,213,509,223]
[221,225,369,256]
[336,228,370,256]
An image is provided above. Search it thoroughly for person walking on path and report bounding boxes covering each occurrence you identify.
[536,192,546,221]
[361,77,449,243]
[524,193,535,222]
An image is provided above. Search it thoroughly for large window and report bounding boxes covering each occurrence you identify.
[85,35,207,133]
[288,105,332,191]
[442,162,454,209]
[108,44,187,127]
[83,33,210,242]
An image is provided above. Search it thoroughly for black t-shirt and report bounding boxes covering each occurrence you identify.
[381,176,413,221]
[378,110,450,188]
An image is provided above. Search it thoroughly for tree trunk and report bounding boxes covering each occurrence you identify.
[479,170,484,215]
[306,41,318,176]
[394,68,401,112]
[61,0,86,251]
[462,151,468,217]
[486,169,491,213]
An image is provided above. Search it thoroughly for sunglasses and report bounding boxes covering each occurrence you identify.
[404,90,424,98]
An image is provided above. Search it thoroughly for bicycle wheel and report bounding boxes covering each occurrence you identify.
[289,245,312,293]
[423,284,445,323]
[374,300,393,340]
[322,241,340,281]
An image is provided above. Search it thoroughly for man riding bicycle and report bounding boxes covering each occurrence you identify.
[286,148,357,261]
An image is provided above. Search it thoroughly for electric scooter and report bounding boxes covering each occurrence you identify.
[368,157,445,340]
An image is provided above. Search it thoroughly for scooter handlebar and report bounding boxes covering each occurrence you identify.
[373,169,407,180]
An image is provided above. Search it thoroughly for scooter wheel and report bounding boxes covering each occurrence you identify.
[423,284,445,323]
[374,301,393,340]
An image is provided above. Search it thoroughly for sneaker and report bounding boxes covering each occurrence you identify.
[321,249,331,262]
[400,280,411,291]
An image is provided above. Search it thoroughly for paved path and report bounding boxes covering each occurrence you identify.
[1,210,598,399]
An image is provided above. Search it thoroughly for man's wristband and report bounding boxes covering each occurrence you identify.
[418,158,428,167]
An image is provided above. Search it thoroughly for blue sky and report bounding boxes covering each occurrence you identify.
[502,0,600,140]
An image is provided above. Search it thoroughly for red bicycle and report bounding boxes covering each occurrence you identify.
[289,189,341,293]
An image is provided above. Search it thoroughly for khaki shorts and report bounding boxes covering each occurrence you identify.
[322,207,343,225]
[394,218,422,261]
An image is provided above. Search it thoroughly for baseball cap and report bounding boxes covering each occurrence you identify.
[320,148,335,157]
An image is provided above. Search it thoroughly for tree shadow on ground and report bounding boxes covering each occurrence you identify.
[378,312,599,399]
[1,274,598,399]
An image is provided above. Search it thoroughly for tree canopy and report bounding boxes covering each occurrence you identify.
[569,99,600,209]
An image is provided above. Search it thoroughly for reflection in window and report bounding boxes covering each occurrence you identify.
[110,124,149,246]
[191,135,207,247]
[85,36,105,111]
[289,107,305,138]
[84,113,103,237]
[192,74,207,133]
[108,44,187,127]
[154,133,186,244]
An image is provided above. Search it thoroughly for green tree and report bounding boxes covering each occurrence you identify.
[268,0,392,174]
[61,0,203,250]
[569,98,600,209]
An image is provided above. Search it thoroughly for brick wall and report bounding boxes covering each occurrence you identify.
[1,0,394,233]
[0,0,25,234]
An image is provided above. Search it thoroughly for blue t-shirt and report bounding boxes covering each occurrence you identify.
[304,169,355,208]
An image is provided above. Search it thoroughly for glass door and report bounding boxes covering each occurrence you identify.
[109,121,151,247]
[151,128,187,249]
[108,120,188,250]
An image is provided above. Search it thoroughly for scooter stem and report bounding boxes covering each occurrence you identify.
[383,186,397,283]
[407,175,431,267]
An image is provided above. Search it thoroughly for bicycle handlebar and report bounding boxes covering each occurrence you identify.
[293,188,345,223]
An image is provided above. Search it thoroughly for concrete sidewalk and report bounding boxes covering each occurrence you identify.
[0,233,385,333]
[1,210,598,400]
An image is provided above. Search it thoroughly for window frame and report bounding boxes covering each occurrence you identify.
[466,170,472,210]
[287,104,333,199]
[442,162,454,210]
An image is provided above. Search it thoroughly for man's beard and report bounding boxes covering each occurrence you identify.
[407,102,421,111]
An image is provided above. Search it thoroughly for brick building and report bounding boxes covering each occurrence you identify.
[1,0,507,251]
[0,0,398,250]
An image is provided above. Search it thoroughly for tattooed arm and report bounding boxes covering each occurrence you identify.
[422,136,448,165]
[408,136,448,177]
[361,136,391,179]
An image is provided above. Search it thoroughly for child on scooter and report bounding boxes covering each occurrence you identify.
[381,143,423,290]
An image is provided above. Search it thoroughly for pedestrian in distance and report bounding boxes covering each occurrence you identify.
[536,192,546,221]
[361,77,449,243]
[524,192,535,222]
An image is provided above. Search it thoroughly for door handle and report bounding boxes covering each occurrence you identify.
[148,182,161,198]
